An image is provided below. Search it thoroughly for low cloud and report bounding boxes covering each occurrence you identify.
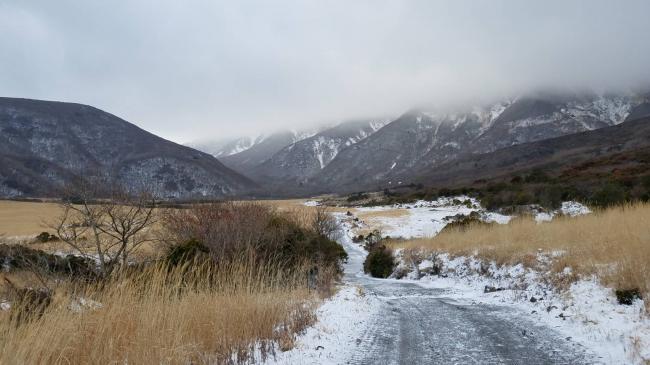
[2,1,650,142]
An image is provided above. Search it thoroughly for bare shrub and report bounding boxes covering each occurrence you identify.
[312,206,340,241]
[50,183,156,277]
[160,202,347,272]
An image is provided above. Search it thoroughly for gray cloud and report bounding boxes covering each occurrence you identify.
[2,0,650,142]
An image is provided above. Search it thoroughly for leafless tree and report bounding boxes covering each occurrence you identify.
[50,181,157,277]
[311,206,340,241]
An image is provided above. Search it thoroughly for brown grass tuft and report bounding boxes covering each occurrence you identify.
[389,202,650,297]
[0,259,318,364]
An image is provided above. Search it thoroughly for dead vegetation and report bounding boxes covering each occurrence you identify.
[0,260,317,364]
[389,202,650,299]
[0,198,343,364]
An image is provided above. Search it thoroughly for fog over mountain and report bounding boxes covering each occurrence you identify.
[2,1,650,142]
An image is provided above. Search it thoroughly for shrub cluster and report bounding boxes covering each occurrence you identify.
[371,170,650,210]
[161,202,347,271]
[0,244,97,279]
[363,245,396,278]
[35,232,59,243]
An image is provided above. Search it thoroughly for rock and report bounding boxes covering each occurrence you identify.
[530,297,538,303]
[356,338,362,345]
[546,305,558,313]
[484,285,505,293]
[346,211,353,216]
[0,244,97,280]
[615,288,642,305]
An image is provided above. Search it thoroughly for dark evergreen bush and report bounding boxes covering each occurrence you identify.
[363,245,396,278]
[166,239,210,266]
[592,182,627,207]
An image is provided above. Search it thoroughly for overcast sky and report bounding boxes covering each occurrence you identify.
[2,1,650,143]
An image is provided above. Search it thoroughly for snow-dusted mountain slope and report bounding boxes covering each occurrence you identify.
[469,93,641,154]
[308,91,650,192]
[187,135,268,158]
[218,128,321,173]
[0,98,256,198]
[250,119,390,184]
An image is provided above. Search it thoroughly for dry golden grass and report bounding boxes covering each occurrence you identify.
[0,260,319,365]
[0,199,342,237]
[353,209,409,236]
[0,199,343,364]
[0,200,62,237]
[389,202,650,297]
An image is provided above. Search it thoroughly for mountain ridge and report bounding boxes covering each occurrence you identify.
[0,97,256,198]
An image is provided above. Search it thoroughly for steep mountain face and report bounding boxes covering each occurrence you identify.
[312,105,509,190]
[187,135,267,158]
[308,92,649,192]
[470,93,636,154]
[412,114,650,187]
[0,98,256,198]
[250,119,389,184]
[219,129,320,173]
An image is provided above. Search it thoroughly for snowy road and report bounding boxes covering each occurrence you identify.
[339,226,595,365]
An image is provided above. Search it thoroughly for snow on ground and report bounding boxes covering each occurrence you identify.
[264,285,380,364]
[281,198,645,363]
[560,201,592,216]
[535,201,592,222]
[265,215,381,364]
[394,252,650,364]
[352,196,511,238]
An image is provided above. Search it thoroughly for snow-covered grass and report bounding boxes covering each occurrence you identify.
[535,201,592,222]
[390,202,650,299]
[352,196,510,238]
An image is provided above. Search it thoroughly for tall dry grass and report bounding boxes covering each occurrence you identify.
[0,259,319,364]
[390,202,650,296]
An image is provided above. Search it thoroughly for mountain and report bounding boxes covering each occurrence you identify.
[187,135,267,158]
[0,98,256,198]
[250,119,389,185]
[412,114,650,187]
[307,92,649,192]
[218,128,320,173]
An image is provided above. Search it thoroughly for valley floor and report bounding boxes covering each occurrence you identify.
[268,200,649,365]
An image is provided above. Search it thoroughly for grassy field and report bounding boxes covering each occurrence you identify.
[0,199,337,236]
[0,200,62,237]
[388,202,650,298]
[0,199,337,364]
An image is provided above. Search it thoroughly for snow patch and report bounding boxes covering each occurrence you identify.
[264,286,380,364]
